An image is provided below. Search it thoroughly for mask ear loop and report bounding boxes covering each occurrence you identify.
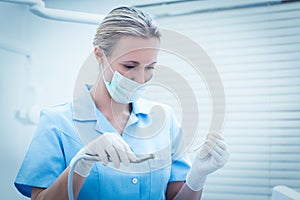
[93,50,113,101]
[93,65,101,102]
[101,50,114,83]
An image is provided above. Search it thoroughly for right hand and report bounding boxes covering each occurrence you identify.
[70,132,137,177]
[186,131,229,191]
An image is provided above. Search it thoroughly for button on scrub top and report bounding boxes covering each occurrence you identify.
[14,84,190,200]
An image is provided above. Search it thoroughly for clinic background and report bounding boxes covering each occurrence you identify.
[1,0,300,199]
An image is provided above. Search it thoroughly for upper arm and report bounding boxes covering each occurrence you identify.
[166,181,184,200]
[14,109,67,197]
[31,187,46,200]
[166,108,190,199]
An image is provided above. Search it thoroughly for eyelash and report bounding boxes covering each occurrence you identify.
[146,66,155,70]
[123,65,135,69]
[123,65,155,70]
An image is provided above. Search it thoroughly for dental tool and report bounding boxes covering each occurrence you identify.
[193,142,205,152]
[84,153,155,163]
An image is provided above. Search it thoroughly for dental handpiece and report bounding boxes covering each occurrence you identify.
[131,153,155,163]
[84,153,155,163]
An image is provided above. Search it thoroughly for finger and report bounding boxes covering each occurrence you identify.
[204,138,217,155]
[105,145,120,168]
[210,148,223,166]
[207,132,225,145]
[207,130,222,138]
[107,133,137,163]
[210,148,228,167]
[206,136,229,159]
[199,149,208,159]
[199,139,218,160]
[113,144,130,166]
[211,142,224,157]
[126,151,137,162]
[205,138,227,160]
[199,143,210,158]
[207,132,221,141]
[98,149,109,166]
[215,140,230,160]
[216,139,227,151]
[211,145,229,165]
[116,137,137,162]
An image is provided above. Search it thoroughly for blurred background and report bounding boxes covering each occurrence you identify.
[1,0,300,199]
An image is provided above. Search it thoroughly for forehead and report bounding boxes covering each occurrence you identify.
[110,36,160,62]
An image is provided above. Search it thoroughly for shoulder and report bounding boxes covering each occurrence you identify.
[37,102,76,137]
[39,102,72,125]
[41,101,72,118]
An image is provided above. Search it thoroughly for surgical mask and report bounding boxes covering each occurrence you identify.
[102,53,150,104]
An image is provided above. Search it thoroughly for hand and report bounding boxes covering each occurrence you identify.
[70,132,137,177]
[186,131,229,191]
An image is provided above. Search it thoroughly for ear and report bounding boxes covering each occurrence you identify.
[94,46,104,65]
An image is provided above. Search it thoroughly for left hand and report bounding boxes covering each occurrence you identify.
[186,131,229,191]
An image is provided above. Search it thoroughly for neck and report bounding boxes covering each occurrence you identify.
[90,78,132,119]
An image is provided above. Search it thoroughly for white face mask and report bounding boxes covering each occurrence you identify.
[102,53,150,104]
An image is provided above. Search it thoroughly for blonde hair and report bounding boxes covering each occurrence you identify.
[93,6,161,56]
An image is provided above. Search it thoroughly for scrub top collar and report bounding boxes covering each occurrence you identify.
[72,84,153,133]
[72,84,97,121]
[131,98,153,115]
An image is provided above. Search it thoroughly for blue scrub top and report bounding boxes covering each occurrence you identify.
[14,85,190,200]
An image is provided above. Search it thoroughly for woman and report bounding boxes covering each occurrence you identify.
[14,6,229,200]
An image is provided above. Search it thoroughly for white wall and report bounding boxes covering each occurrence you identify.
[0,1,100,199]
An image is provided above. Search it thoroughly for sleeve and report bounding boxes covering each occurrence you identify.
[14,109,66,198]
[168,110,191,182]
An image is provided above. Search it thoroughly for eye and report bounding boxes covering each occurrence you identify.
[123,65,135,69]
[146,65,155,70]
[146,67,154,70]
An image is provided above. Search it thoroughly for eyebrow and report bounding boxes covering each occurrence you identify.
[123,61,140,65]
[122,61,157,66]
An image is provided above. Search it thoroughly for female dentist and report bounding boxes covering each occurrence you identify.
[14,6,229,200]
